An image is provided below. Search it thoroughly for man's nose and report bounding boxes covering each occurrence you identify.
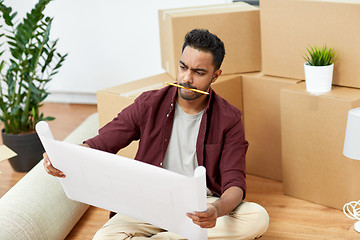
[183,70,193,84]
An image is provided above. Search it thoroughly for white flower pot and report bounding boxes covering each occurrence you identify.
[304,63,334,95]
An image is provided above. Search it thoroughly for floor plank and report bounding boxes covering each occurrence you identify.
[1,103,359,239]
[66,206,109,240]
[246,175,358,239]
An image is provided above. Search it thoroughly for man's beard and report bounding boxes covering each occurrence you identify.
[178,82,208,101]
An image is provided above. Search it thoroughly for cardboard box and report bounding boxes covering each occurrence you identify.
[97,73,243,159]
[211,74,243,113]
[280,83,360,209]
[261,0,360,88]
[159,2,261,79]
[97,73,170,159]
[242,73,302,181]
[0,145,17,162]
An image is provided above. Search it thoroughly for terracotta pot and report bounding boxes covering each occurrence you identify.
[1,129,44,172]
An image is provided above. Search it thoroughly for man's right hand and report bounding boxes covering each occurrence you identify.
[43,152,66,178]
[43,143,90,178]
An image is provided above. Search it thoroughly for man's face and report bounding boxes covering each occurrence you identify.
[176,46,221,101]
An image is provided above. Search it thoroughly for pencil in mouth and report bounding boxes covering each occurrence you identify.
[165,82,209,95]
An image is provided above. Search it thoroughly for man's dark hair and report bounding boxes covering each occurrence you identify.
[182,29,225,71]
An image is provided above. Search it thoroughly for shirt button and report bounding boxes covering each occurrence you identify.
[160,162,163,166]
[164,139,168,142]
[166,114,169,118]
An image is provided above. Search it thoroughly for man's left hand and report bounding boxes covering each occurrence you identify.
[186,203,218,228]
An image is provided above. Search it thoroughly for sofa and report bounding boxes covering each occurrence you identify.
[0,113,99,240]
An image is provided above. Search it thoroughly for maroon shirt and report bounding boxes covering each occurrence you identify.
[85,86,248,198]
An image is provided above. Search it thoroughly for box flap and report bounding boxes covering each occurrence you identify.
[160,2,257,20]
[0,145,17,162]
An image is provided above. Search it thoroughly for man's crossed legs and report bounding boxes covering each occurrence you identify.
[93,197,269,240]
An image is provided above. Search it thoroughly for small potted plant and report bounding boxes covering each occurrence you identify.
[0,0,67,172]
[304,45,336,95]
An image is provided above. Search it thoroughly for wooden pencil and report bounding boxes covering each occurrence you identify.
[165,82,209,95]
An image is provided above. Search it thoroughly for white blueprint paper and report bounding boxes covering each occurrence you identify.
[36,121,207,240]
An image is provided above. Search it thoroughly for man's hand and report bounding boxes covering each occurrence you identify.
[186,203,218,228]
[43,152,66,178]
[187,186,244,229]
[43,143,90,178]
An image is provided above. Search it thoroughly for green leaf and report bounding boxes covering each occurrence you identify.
[41,49,54,72]
[0,3,15,26]
[7,40,19,48]
[304,44,336,66]
[32,106,36,119]
[42,116,55,121]
[10,105,21,115]
[29,82,42,95]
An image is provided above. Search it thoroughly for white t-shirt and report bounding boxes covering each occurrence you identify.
[162,102,204,177]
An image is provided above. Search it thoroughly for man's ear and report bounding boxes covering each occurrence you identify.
[212,69,222,83]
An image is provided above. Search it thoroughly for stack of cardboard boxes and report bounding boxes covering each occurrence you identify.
[260,0,360,210]
[96,0,360,210]
[159,2,261,78]
[242,73,301,181]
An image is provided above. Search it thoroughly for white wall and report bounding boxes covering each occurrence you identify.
[6,0,231,103]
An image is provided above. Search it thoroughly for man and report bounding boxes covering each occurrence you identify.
[44,29,269,239]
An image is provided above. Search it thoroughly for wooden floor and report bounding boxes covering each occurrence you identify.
[0,103,359,239]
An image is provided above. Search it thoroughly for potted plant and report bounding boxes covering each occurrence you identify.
[304,45,336,95]
[0,0,67,172]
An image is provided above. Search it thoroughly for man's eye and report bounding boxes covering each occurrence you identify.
[179,65,185,69]
[196,71,204,75]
